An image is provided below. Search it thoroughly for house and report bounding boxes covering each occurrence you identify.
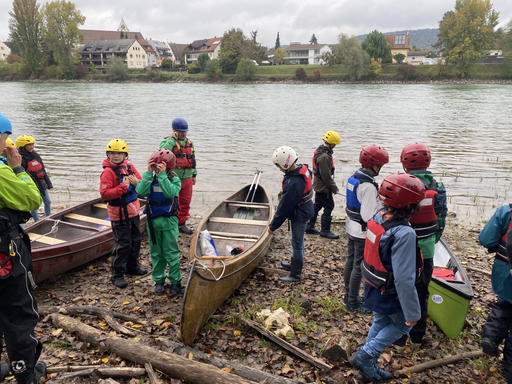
[168,43,188,65]
[0,41,11,61]
[78,39,147,71]
[486,42,503,56]
[138,39,157,68]
[78,19,144,45]
[385,34,410,63]
[184,37,222,64]
[284,42,331,65]
[147,39,172,67]
[408,51,427,65]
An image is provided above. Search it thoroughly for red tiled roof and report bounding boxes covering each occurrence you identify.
[202,37,222,52]
[79,29,144,44]
[138,39,155,53]
[385,34,410,49]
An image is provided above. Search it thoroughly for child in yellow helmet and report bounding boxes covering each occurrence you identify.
[0,138,15,165]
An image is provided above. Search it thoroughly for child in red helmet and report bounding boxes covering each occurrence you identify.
[136,149,182,295]
[394,143,448,348]
[349,173,425,383]
[344,145,389,314]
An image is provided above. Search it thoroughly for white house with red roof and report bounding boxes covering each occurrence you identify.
[184,37,222,64]
[284,42,331,65]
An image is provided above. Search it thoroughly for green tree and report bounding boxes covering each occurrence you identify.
[39,0,85,77]
[120,31,124,39]
[8,0,41,72]
[107,56,127,81]
[275,32,280,49]
[205,59,221,80]
[273,47,288,65]
[361,30,392,61]
[437,0,499,77]
[197,52,210,72]
[161,58,172,69]
[393,53,406,64]
[218,28,263,73]
[336,33,369,79]
[500,19,512,77]
[310,34,318,44]
[320,51,341,66]
[236,58,257,80]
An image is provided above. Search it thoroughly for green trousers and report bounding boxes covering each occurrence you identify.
[147,219,182,285]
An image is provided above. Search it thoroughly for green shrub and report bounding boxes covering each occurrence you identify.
[161,58,172,69]
[205,59,222,80]
[43,65,61,79]
[396,63,421,81]
[107,56,128,81]
[73,65,88,79]
[368,58,382,79]
[393,53,406,64]
[236,58,257,81]
[295,67,307,80]
[89,63,97,74]
[198,53,210,72]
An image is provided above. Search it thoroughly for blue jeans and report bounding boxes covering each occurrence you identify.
[31,189,52,222]
[291,220,308,261]
[362,311,411,357]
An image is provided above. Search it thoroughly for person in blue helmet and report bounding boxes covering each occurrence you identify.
[0,113,47,384]
[159,118,197,235]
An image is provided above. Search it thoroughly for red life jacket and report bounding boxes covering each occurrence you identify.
[282,164,313,205]
[26,159,45,179]
[312,146,334,180]
[172,139,196,170]
[496,204,512,263]
[362,212,423,296]
[409,179,439,238]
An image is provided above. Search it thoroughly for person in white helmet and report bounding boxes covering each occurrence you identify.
[268,146,314,283]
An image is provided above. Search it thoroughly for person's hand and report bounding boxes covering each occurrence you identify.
[147,158,156,172]
[123,176,130,186]
[5,146,22,168]
[267,228,274,235]
[155,162,166,174]
[405,321,417,327]
[128,175,139,186]
[192,177,196,186]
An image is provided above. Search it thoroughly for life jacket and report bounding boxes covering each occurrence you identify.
[409,179,439,238]
[282,164,313,205]
[26,158,45,179]
[104,163,138,224]
[148,176,180,219]
[345,170,379,230]
[0,208,32,279]
[172,139,196,170]
[496,204,512,264]
[312,146,334,180]
[362,212,423,296]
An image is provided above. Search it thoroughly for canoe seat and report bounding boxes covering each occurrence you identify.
[209,231,259,239]
[65,213,112,227]
[224,200,269,206]
[224,202,269,209]
[93,203,108,209]
[27,233,65,245]
[211,235,257,242]
[208,217,268,226]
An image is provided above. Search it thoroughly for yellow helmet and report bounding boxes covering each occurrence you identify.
[322,130,341,145]
[106,139,129,155]
[16,135,36,149]
[5,138,15,149]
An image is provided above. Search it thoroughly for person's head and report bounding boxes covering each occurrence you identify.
[106,139,129,164]
[0,113,12,152]
[379,173,426,219]
[149,149,176,171]
[359,145,389,176]
[272,146,298,173]
[172,118,188,140]
[16,135,36,152]
[2,138,15,156]
[400,143,431,172]
[322,130,341,150]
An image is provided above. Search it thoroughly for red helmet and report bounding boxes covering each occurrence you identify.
[379,173,426,208]
[359,145,389,167]
[400,143,431,169]
[150,149,176,170]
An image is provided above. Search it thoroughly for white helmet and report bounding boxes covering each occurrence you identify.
[272,146,298,170]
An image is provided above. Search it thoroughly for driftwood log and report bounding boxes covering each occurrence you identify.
[59,367,146,381]
[161,339,301,384]
[40,306,141,336]
[50,313,258,384]
[395,350,485,376]
[466,266,492,276]
[241,317,332,371]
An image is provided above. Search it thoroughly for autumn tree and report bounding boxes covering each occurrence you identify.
[309,34,318,44]
[337,33,369,80]
[273,47,288,65]
[39,0,85,76]
[437,0,499,77]
[8,0,41,71]
[218,28,264,73]
[361,30,392,61]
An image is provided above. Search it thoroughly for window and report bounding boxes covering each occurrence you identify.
[130,61,133,65]
[314,49,319,55]
[395,35,406,45]
[142,55,145,59]
[130,54,133,58]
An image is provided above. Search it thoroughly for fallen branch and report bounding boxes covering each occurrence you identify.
[161,339,301,384]
[59,367,145,380]
[40,306,141,336]
[47,365,102,374]
[39,305,146,325]
[241,317,332,371]
[395,350,485,376]
[144,363,162,384]
[466,266,492,276]
[50,314,258,384]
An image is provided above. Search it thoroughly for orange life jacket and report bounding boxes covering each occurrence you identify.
[172,139,195,170]
[409,179,439,238]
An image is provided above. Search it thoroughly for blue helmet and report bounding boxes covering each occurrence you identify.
[0,114,12,135]
[172,118,188,132]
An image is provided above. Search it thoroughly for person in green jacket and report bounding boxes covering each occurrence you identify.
[0,113,47,384]
[136,149,182,295]
[394,143,448,348]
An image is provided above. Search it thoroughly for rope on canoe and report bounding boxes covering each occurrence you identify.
[195,260,227,281]
[30,220,61,243]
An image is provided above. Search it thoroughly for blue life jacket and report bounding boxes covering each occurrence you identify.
[148,175,179,219]
[345,170,378,229]
[106,164,138,207]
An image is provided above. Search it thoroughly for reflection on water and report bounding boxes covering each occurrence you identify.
[2,82,512,225]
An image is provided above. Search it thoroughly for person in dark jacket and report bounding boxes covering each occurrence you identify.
[306,130,341,239]
[16,135,53,222]
[269,146,314,283]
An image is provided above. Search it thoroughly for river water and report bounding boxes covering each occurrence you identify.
[1,82,512,226]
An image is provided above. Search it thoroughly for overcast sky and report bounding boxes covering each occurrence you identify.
[1,0,512,47]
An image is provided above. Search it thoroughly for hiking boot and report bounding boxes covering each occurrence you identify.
[112,278,128,288]
[279,257,302,283]
[171,284,182,294]
[155,283,165,295]
[280,260,291,271]
[1,363,10,382]
[349,349,393,383]
[319,215,339,239]
[346,301,372,315]
[179,223,194,235]
[305,216,320,234]
[126,267,148,276]
[29,361,47,384]
[481,337,499,356]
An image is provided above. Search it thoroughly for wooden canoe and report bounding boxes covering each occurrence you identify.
[24,197,147,283]
[427,239,474,338]
[181,182,274,346]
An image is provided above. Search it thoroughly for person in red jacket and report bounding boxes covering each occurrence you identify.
[100,139,146,288]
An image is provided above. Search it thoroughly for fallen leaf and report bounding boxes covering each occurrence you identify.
[52,329,62,336]
[98,322,107,327]
[282,364,293,374]
[188,352,193,360]
[123,301,130,305]
[131,324,143,329]
[102,358,109,363]
[221,367,231,372]
[133,306,140,311]
[234,330,241,336]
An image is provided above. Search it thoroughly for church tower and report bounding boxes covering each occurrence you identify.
[117,18,129,32]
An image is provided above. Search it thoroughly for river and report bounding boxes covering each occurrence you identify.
[1,82,511,226]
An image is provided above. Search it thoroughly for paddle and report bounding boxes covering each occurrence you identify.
[234,172,261,220]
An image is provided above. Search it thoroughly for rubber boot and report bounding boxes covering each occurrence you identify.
[305,215,320,234]
[1,363,10,381]
[319,215,339,239]
[349,348,393,383]
[279,257,303,283]
[178,222,194,235]
[28,361,47,384]
[280,260,291,271]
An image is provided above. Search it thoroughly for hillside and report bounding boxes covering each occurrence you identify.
[356,28,440,51]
